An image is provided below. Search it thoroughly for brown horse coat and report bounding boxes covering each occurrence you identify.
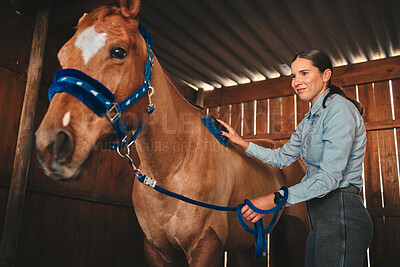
[35,1,308,265]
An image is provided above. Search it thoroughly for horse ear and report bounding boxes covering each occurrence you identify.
[119,0,140,18]
[78,13,88,25]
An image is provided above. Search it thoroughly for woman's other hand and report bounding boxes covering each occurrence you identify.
[241,193,276,223]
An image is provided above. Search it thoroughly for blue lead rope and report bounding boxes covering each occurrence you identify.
[137,173,288,259]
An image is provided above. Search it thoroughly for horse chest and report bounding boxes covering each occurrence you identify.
[132,183,204,246]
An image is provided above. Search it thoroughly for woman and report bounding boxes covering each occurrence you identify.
[218,49,373,266]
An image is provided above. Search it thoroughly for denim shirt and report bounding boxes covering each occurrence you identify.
[246,90,366,206]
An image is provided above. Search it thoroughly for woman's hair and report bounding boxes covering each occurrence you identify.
[291,49,363,115]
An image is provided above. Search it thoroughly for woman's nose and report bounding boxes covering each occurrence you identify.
[292,77,302,87]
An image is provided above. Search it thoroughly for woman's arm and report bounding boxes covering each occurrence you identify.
[218,118,304,168]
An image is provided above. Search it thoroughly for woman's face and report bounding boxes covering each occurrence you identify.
[291,57,331,105]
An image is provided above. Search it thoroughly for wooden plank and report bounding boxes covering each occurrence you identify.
[0,54,27,78]
[374,80,399,204]
[0,6,33,76]
[218,104,230,122]
[333,56,400,87]
[365,119,400,131]
[0,68,26,180]
[374,80,400,265]
[230,103,242,135]
[392,78,400,120]
[243,132,292,141]
[342,85,357,100]
[256,99,268,135]
[242,101,254,136]
[204,56,400,107]
[41,194,64,266]
[205,76,293,107]
[361,89,382,196]
[363,131,386,266]
[368,207,400,217]
[398,128,400,182]
[15,192,42,266]
[281,95,295,134]
[374,81,393,121]
[58,196,80,265]
[0,188,10,249]
[103,205,120,265]
[296,96,309,124]
[89,202,106,266]
[357,83,376,124]
[269,97,282,134]
[0,2,50,265]
[377,129,400,265]
[72,200,92,266]
[15,191,146,266]
[385,215,400,265]
[0,7,20,60]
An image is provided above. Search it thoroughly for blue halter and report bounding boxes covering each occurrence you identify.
[48,23,155,150]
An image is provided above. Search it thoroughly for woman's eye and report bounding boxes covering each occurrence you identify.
[110,47,127,59]
[302,72,308,76]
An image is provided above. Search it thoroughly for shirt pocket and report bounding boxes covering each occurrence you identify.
[304,133,324,164]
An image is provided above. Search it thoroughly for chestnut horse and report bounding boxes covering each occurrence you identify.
[35,1,308,266]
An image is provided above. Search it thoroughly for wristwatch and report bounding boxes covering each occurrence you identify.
[274,191,284,205]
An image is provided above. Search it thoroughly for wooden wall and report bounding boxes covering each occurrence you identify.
[2,1,400,266]
[0,4,148,266]
[206,57,400,267]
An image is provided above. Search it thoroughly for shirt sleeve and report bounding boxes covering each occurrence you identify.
[285,102,358,205]
[245,119,305,168]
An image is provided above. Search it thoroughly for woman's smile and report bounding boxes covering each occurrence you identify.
[291,58,330,105]
[296,87,306,94]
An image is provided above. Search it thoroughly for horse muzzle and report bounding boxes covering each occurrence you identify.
[35,127,77,179]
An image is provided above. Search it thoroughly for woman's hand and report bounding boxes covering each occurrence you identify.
[241,193,276,223]
[217,119,250,151]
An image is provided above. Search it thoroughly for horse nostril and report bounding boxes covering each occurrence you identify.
[54,130,74,163]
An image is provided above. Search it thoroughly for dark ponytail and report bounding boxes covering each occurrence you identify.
[292,49,364,116]
[323,85,364,116]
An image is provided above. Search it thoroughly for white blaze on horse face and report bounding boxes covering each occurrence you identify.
[75,26,107,64]
[62,112,71,127]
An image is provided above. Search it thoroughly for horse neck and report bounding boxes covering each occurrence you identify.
[135,57,204,179]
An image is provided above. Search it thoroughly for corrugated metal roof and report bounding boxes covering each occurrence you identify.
[17,0,400,91]
[138,0,400,91]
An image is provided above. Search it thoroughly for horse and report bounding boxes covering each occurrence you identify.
[35,0,308,266]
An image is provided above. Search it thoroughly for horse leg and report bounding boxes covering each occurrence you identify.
[143,236,187,267]
[227,247,266,267]
[270,212,309,267]
[187,227,224,267]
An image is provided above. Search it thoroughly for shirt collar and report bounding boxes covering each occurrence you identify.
[305,89,329,118]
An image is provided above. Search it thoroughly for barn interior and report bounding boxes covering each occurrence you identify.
[0,0,399,266]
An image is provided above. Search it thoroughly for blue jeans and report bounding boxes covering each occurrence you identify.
[305,185,373,267]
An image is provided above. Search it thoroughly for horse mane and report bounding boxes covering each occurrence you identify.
[76,3,123,30]
[163,71,205,112]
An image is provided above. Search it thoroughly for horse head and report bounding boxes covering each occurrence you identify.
[36,0,150,179]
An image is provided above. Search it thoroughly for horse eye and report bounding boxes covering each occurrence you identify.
[110,47,127,59]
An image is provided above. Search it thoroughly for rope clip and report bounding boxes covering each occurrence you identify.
[143,176,157,188]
